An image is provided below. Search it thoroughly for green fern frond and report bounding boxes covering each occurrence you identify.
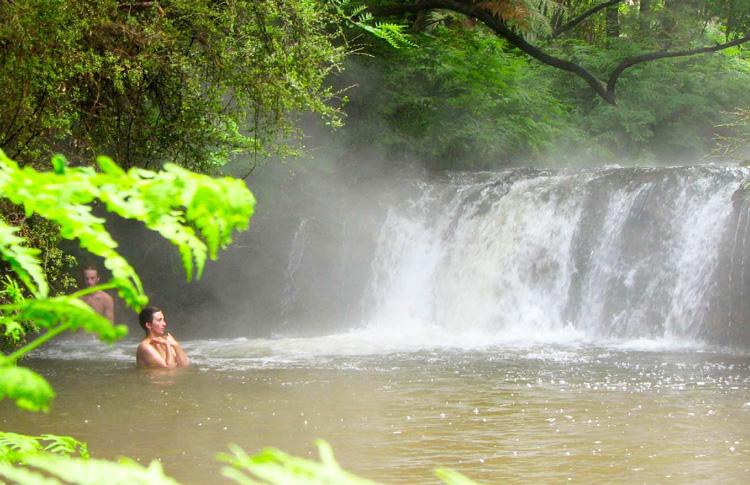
[218,439,379,485]
[0,463,61,485]
[330,0,415,49]
[0,366,55,413]
[0,432,89,464]
[11,297,127,344]
[0,151,255,307]
[11,454,180,485]
[39,435,89,458]
[0,221,48,298]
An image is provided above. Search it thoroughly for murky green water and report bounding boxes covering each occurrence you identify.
[2,344,750,484]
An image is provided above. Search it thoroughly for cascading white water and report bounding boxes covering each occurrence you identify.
[364,165,747,345]
[280,218,312,323]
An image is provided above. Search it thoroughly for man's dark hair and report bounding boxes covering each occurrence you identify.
[81,264,98,273]
[138,306,162,332]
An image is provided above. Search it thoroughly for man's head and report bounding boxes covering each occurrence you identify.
[81,266,100,288]
[138,306,166,335]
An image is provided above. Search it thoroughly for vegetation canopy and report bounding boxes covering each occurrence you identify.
[0,0,345,171]
[365,0,750,105]
[331,0,750,169]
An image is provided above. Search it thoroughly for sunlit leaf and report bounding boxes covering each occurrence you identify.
[218,440,379,485]
[14,297,127,344]
[0,220,48,298]
[0,462,63,485]
[0,366,55,412]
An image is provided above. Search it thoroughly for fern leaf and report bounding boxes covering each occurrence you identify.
[0,366,55,412]
[21,454,181,485]
[14,297,128,343]
[0,462,63,485]
[0,220,48,298]
[218,440,378,485]
[0,432,43,457]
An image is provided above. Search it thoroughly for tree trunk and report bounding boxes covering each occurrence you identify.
[606,5,620,38]
[639,0,651,32]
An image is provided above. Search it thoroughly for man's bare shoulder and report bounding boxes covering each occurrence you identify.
[82,290,113,303]
[136,338,157,365]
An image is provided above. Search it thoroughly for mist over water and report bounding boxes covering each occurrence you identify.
[68,163,750,358]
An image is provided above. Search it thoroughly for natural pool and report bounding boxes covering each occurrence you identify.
[3,336,749,484]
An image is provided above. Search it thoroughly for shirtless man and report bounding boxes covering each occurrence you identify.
[136,306,190,368]
[80,266,114,323]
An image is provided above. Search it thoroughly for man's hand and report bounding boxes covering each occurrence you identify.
[165,333,178,346]
[149,337,176,365]
[140,332,189,368]
[150,337,168,348]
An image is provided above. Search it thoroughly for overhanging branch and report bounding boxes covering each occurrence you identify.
[371,0,612,103]
[606,32,750,96]
[371,1,750,106]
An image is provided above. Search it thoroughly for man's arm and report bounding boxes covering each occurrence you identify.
[165,334,190,367]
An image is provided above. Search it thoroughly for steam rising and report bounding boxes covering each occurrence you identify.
[127,161,750,350]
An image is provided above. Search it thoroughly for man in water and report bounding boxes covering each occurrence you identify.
[80,265,114,323]
[136,306,190,368]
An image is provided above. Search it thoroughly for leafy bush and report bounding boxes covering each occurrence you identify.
[334,6,750,170]
[0,0,345,171]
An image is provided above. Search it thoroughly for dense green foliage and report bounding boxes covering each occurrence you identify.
[334,1,750,169]
[0,0,344,171]
[340,27,578,169]
[550,40,750,163]
[0,0,346,300]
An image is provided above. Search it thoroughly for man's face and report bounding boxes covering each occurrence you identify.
[82,269,99,288]
[147,311,167,336]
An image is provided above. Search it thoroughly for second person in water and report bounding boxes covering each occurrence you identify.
[136,306,190,368]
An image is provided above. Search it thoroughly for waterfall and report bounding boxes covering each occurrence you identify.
[280,218,311,324]
[364,165,749,344]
